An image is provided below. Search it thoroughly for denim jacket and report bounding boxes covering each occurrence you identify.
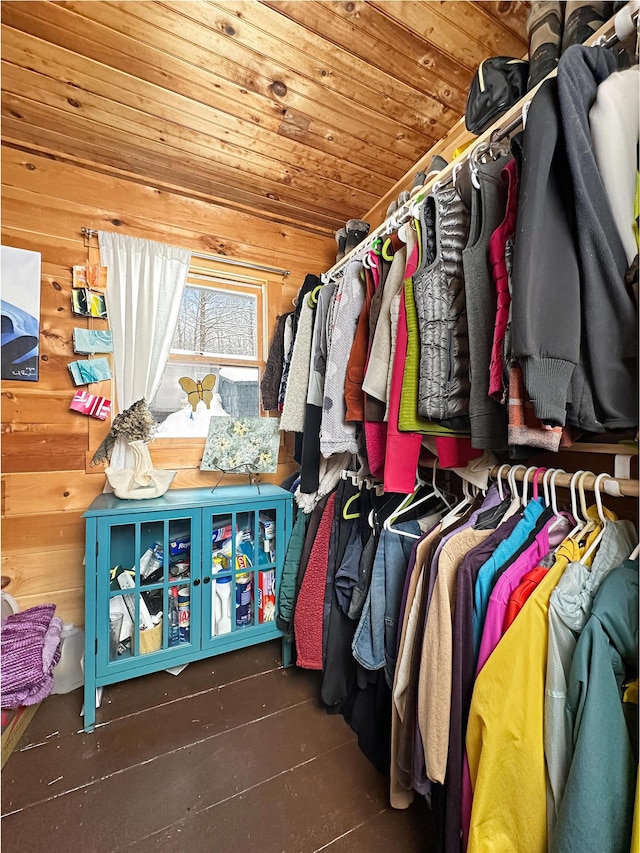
[352,520,421,687]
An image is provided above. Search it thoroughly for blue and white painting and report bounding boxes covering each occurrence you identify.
[1,246,41,382]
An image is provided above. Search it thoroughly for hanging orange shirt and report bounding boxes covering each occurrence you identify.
[503,565,549,631]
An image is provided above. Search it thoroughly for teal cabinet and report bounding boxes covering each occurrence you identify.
[83,485,293,732]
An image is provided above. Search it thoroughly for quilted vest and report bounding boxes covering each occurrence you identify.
[413,186,471,422]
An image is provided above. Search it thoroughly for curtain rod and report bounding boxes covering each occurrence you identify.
[320,4,638,284]
[80,228,291,277]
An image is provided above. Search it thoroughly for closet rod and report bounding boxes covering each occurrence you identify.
[80,227,291,278]
[490,466,639,498]
[320,4,637,284]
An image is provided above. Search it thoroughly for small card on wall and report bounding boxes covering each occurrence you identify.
[68,357,112,386]
[73,328,113,354]
[69,390,111,420]
[72,264,107,292]
[71,288,107,319]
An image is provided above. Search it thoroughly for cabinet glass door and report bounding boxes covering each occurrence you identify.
[98,510,200,674]
[203,506,279,645]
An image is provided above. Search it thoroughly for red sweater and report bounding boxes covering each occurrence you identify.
[294,492,336,669]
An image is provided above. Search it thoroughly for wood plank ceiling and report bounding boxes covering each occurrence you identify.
[1,1,529,235]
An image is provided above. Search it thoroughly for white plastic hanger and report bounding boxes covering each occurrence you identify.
[507,464,527,507]
[521,465,539,506]
[438,476,474,530]
[542,468,554,508]
[630,544,639,560]
[565,470,587,540]
[569,470,598,545]
[581,473,611,564]
[384,475,442,539]
[495,463,510,501]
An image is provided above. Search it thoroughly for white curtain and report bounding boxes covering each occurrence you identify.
[99,232,191,409]
[98,232,191,473]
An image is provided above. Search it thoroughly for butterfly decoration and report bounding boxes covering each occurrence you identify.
[179,374,217,412]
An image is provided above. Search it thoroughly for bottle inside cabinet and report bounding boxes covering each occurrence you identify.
[208,509,278,635]
[107,515,196,659]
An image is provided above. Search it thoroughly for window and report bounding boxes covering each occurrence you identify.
[150,270,265,438]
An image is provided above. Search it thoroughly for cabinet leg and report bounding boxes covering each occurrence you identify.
[83,675,96,732]
[281,636,293,668]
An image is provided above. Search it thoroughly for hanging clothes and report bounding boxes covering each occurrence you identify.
[293,491,337,669]
[443,508,524,853]
[475,510,574,674]
[261,312,292,411]
[362,238,407,405]
[280,294,315,432]
[344,265,376,423]
[320,259,365,457]
[460,157,510,450]
[545,517,636,834]
[463,513,609,853]
[414,186,471,425]
[551,558,639,853]
[352,520,421,684]
[300,280,335,494]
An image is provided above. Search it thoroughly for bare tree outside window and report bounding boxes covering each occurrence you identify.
[150,280,262,437]
[173,286,256,359]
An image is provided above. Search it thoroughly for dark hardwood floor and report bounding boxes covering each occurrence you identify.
[1,641,432,851]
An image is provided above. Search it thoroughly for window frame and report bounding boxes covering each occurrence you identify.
[152,270,266,437]
[86,260,276,473]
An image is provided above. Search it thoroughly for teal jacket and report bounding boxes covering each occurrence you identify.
[276,507,309,637]
[551,558,638,853]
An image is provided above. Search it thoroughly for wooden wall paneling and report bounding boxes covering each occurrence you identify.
[75,0,437,156]
[1,148,335,278]
[2,93,369,228]
[2,471,105,517]
[472,0,531,40]
[2,393,87,429]
[1,550,85,598]
[1,27,407,189]
[2,217,323,302]
[1,186,334,281]
[0,152,319,262]
[15,589,86,628]
[2,434,87,475]
[2,511,85,553]
[169,0,450,141]
[1,2,418,185]
[3,33,395,205]
[0,63,387,206]
[2,143,332,621]
[265,0,471,113]
[6,0,430,164]
[371,1,527,69]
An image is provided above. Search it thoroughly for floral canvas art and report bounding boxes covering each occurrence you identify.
[201,417,280,474]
